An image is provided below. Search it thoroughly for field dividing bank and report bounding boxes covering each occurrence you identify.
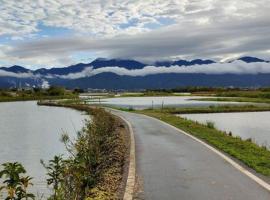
[0,95,78,102]
[37,101,133,199]
[134,109,270,178]
[143,104,270,114]
[191,97,270,104]
[113,104,270,115]
[0,87,78,102]
[190,90,270,104]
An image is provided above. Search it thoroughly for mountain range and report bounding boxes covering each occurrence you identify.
[0,56,270,89]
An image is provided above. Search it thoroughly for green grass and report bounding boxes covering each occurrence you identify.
[206,121,215,129]
[0,89,78,102]
[117,88,270,98]
[215,90,270,98]
[143,104,270,114]
[192,97,270,104]
[118,91,189,97]
[0,95,78,102]
[190,90,270,104]
[57,98,84,105]
[136,110,270,176]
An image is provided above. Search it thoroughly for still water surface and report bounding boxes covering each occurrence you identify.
[0,101,87,197]
[179,112,270,149]
[88,96,241,109]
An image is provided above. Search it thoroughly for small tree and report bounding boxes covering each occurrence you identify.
[41,156,65,200]
[0,162,35,200]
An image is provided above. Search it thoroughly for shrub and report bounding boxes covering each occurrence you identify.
[128,106,134,111]
[41,156,66,199]
[47,86,65,96]
[206,121,215,129]
[0,162,35,200]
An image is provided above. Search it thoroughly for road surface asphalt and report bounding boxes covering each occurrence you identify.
[110,110,270,200]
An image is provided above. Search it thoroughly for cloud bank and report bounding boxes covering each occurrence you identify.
[57,61,270,79]
[0,70,34,78]
[1,61,270,79]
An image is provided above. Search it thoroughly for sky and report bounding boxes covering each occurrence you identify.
[0,0,270,69]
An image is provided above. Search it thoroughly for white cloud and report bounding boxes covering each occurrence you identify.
[8,14,270,65]
[54,61,270,79]
[41,80,50,89]
[1,0,269,37]
[0,0,270,67]
[0,0,184,37]
[0,44,74,69]
[2,61,270,79]
[0,70,34,78]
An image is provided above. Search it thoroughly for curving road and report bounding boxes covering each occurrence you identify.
[110,110,270,200]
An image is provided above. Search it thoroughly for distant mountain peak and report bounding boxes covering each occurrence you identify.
[0,65,30,73]
[237,56,268,63]
[90,58,146,69]
[155,59,215,67]
[189,59,216,65]
[93,57,108,61]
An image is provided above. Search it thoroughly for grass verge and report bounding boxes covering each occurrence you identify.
[191,97,270,104]
[0,95,78,102]
[144,104,270,114]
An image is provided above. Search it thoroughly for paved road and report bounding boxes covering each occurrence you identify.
[110,110,270,200]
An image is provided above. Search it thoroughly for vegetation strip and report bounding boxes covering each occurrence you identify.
[191,97,270,104]
[190,89,270,104]
[143,104,270,114]
[134,110,270,177]
[0,87,78,102]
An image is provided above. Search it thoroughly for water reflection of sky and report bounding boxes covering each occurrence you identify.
[0,101,87,198]
[180,112,270,149]
[88,96,242,109]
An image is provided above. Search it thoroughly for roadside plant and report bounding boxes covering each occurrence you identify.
[0,162,35,200]
[128,106,134,111]
[206,121,215,129]
[41,156,65,200]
